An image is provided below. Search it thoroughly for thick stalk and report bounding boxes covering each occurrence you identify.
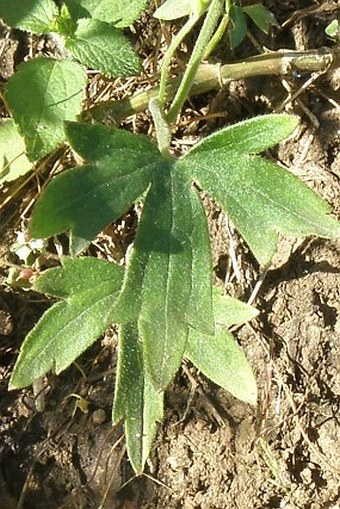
[166,0,225,124]
[87,47,340,124]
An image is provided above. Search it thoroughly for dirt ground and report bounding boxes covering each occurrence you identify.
[1,1,340,508]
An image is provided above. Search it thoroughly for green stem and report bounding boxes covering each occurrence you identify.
[149,97,172,156]
[86,47,339,124]
[166,0,224,124]
[203,12,229,59]
[158,13,201,109]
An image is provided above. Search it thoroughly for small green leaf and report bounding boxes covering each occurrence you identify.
[10,257,124,389]
[65,18,140,77]
[0,0,58,33]
[186,289,258,405]
[228,4,247,50]
[243,3,278,34]
[53,3,77,37]
[29,123,161,244]
[5,58,87,161]
[181,114,340,265]
[186,327,257,405]
[154,0,192,20]
[66,0,148,27]
[116,168,214,389]
[212,286,259,328]
[113,322,163,474]
[0,119,32,184]
[325,19,340,42]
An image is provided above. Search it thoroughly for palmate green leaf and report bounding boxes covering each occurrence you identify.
[113,322,163,474]
[29,123,162,246]
[10,257,124,389]
[186,288,258,405]
[180,114,340,266]
[5,58,87,161]
[115,168,214,389]
[0,119,32,184]
[65,0,148,28]
[0,0,58,33]
[65,18,140,77]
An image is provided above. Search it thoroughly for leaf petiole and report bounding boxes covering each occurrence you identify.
[158,11,201,109]
[166,0,224,124]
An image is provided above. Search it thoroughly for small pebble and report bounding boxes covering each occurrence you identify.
[92,408,106,424]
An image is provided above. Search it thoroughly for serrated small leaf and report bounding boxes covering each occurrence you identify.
[30,123,161,244]
[181,114,340,265]
[229,4,247,50]
[65,18,140,77]
[186,289,258,405]
[66,0,147,27]
[5,58,87,161]
[0,0,58,33]
[154,0,192,20]
[10,257,124,389]
[116,168,214,389]
[0,119,32,184]
[243,3,278,34]
[113,322,163,474]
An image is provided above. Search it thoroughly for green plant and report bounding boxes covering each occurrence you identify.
[0,0,144,168]
[325,18,340,43]
[2,0,340,474]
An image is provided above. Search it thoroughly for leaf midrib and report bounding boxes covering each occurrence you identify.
[27,290,117,364]
[195,155,335,237]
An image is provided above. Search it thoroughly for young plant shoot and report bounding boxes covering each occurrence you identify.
[2,0,340,473]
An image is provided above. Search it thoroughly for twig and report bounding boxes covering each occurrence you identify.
[87,47,340,124]
[281,2,340,28]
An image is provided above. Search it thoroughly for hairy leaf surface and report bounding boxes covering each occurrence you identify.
[10,258,123,389]
[180,115,340,265]
[211,286,259,328]
[116,168,214,389]
[0,0,58,33]
[65,18,140,77]
[5,58,86,161]
[66,0,148,27]
[65,121,159,162]
[30,123,161,243]
[113,322,163,474]
[186,289,258,405]
[186,114,299,155]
